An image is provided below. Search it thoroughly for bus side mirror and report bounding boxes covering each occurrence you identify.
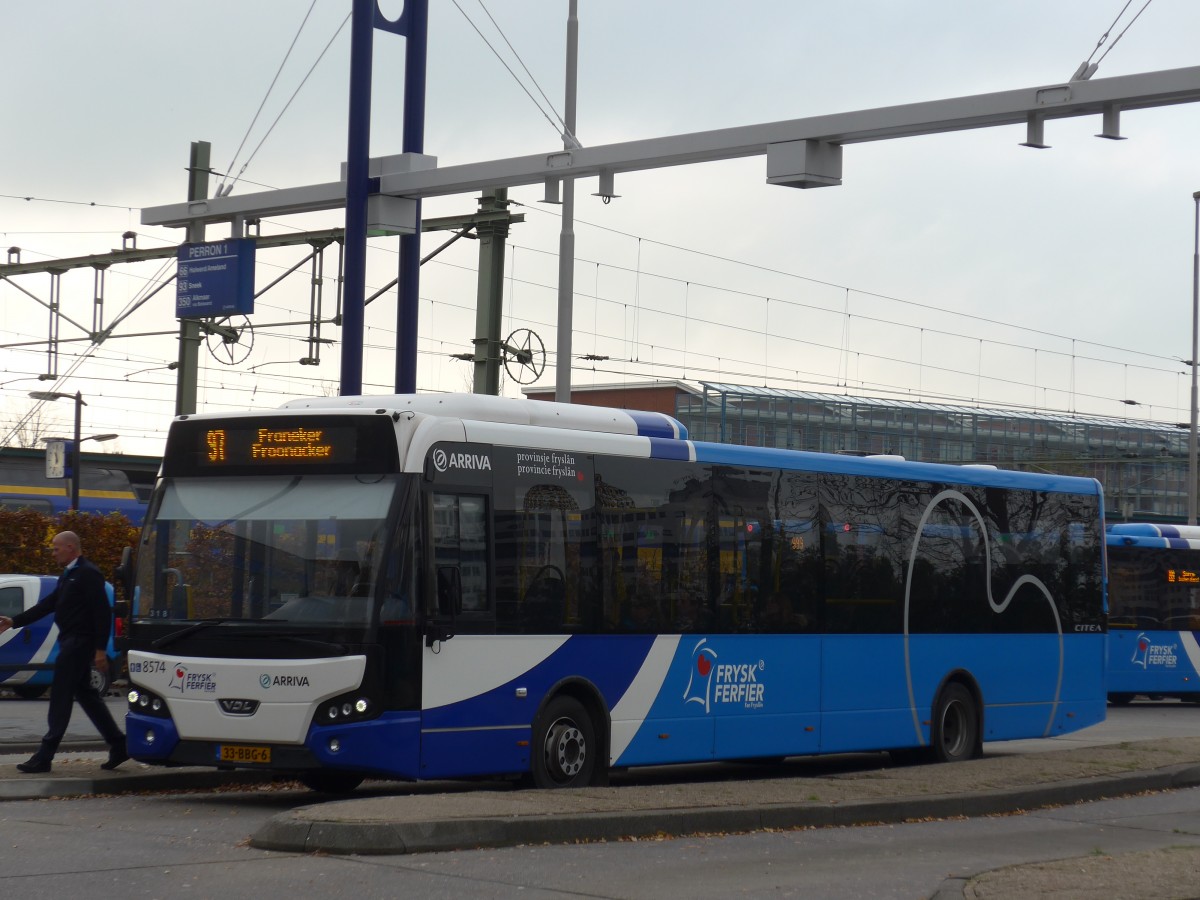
[114,546,135,600]
[436,566,461,617]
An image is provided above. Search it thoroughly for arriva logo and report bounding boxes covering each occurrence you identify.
[260,673,312,688]
[432,448,492,473]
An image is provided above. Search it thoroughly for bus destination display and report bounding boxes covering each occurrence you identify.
[1167,569,1200,585]
[200,424,356,467]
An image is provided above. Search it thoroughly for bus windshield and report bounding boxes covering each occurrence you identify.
[133,474,399,627]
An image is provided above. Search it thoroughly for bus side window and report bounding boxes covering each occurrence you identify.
[0,586,22,618]
[430,492,490,618]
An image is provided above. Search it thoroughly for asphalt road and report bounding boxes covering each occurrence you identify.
[1,699,1199,897]
[0,772,1198,898]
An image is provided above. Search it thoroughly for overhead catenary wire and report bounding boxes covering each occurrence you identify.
[218,9,352,197]
[513,199,1180,368]
[0,193,136,212]
[473,0,570,137]
[216,0,321,198]
[1071,0,1155,80]
[1094,0,1154,67]
[449,0,567,141]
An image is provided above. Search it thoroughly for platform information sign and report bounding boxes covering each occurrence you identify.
[176,239,256,317]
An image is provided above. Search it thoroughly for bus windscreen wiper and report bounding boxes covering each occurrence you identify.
[274,635,347,655]
[151,618,231,650]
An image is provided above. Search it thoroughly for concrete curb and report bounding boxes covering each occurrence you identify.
[248,763,1200,856]
[0,767,276,801]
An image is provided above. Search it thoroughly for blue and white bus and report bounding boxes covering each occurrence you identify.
[1106,523,1200,704]
[121,394,1107,792]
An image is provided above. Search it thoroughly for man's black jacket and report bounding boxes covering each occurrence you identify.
[11,558,111,653]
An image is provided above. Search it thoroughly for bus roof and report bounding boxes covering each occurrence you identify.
[173,392,1101,497]
[275,393,687,440]
[1108,522,1200,549]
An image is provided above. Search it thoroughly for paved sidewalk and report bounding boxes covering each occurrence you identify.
[250,737,1200,857]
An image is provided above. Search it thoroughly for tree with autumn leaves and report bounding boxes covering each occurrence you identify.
[0,508,139,590]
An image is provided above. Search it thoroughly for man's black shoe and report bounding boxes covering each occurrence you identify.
[100,745,129,771]
[16,759,51,774]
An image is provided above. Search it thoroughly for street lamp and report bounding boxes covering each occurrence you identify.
[28,390,116,511]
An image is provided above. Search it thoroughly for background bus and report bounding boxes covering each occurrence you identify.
[121,394,1106,792]
[1106,522,1200,704]
[0,574,122,697]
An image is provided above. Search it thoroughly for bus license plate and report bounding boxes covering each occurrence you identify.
[217,744,271,764]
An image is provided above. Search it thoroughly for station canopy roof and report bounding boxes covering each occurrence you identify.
[697,382,1185,436]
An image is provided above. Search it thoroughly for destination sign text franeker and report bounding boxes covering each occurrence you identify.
[251,428,332,459]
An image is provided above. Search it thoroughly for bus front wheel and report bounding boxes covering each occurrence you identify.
[532,696,597,789]
[931,683,980,763]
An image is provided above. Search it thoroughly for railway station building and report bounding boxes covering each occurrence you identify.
[527,381,1190,523]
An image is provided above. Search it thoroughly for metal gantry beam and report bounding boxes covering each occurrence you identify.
[139,64,1200,228]
[377,64,1200,199]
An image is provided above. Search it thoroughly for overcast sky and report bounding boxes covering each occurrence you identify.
[3,0,1200,455]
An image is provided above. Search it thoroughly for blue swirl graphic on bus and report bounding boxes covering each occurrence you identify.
[902,489,1063,744]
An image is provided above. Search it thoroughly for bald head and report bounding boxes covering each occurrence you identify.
[51,531,82,568]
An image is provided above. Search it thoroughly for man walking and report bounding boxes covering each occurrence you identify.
[0,531,128,773]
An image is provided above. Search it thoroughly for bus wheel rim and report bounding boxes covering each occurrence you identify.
[546,718,585,779]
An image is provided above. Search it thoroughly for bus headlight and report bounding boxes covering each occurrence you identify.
[128,687,171,718]
[315,692,375,726]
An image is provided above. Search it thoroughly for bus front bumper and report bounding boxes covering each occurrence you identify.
[125,710,423,779]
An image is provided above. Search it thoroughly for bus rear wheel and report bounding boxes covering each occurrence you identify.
[532,696,597,789]
[931,683,980,763]
[299,770,365,793]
